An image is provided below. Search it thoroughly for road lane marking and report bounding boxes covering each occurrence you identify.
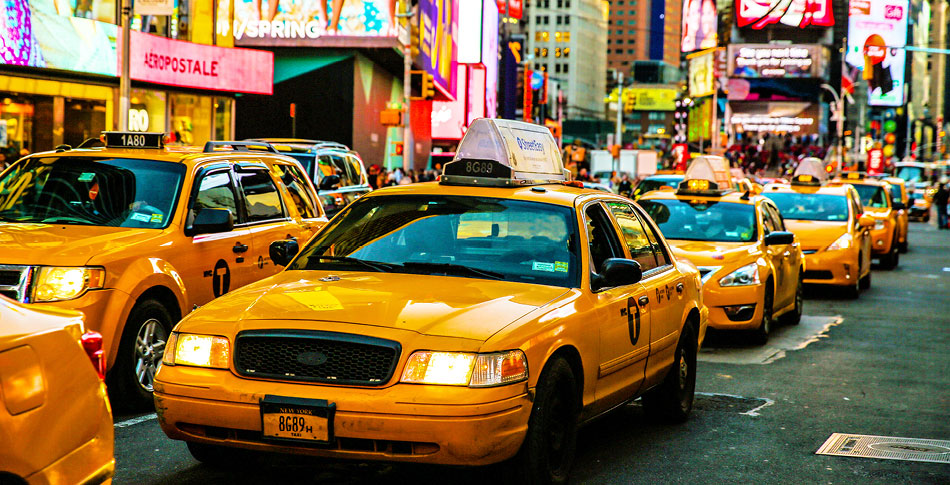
[114,413,157,428]
[699,316,842,365]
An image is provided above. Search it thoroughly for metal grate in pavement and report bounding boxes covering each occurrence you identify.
[816,433,950,464]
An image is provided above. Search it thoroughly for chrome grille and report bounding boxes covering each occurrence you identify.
[0,265,34,302]
[234,330,401,386]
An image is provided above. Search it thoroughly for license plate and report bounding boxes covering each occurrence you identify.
[260,395,335,444]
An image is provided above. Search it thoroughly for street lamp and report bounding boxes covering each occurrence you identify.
[821,83,844,174]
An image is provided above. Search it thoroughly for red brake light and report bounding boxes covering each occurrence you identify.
[81,331,106,380]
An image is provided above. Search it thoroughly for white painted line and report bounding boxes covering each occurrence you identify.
[696,392,776,417]
[114,413,157,428]
[943,267,950,272]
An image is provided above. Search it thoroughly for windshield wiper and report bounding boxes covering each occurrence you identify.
[400,262,505,280]
[307,255,395,272]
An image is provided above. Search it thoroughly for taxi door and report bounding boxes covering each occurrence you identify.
[764,202,798,308]
[233,161,303,282]
[606,201,686,381]
[584,201,652,411]
[272,161,328,242]
[760,202,792,308]
[178,166,255,308]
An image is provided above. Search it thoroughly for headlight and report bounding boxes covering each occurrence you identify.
[826,233,852,251]
[873,220,885,230]
[32,266,105,302]
[718,262,760,287]
[165,332,230,369]
[401,350,528,387]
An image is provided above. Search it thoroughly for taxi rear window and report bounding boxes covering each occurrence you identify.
[290,195,581,288]
[852,184,889,208]
[762,193,849,222]
[0,157,185,228]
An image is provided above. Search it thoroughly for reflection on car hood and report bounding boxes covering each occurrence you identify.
[0,223,165,266]
[667,239,760,267]
[184,270,571,341]
[0,298,85,346]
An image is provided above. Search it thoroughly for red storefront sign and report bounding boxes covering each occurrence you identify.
[124,31,274,95]
[867,148,884,175]
[497,0,523,20]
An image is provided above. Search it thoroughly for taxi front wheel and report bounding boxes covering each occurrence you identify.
[642,321,697,423]
[111,299,172,410]
[511,357,578,485]
[753,281,775,344]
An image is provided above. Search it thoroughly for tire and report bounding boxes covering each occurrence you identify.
[187,442,243,467]
[642,322,697,423]
[753,281,775,344]
[881,235,900,270]
[859,268,871,290]
[783,273,803,325]
[109,299,173,410]
[899,238,908,253]
[511,357,578,485]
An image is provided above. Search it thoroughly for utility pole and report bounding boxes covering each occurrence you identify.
[119,0,132,130]
[615,70,623,165]
[398,5,414,171]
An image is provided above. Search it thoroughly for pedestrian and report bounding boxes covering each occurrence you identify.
[934,182,949,230]
[618,173,632,197]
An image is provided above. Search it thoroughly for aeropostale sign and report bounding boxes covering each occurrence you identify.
[124,31,273,95]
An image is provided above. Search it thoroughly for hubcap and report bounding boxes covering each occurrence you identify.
[678,353,689,391]
[134,318,167,392]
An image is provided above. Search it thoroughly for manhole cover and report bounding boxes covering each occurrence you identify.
[816,433,950,464]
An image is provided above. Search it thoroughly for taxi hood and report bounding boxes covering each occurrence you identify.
[188,271,571,342]
[783,220,846,248]
[0,223,166,266]
[666,239,760,267]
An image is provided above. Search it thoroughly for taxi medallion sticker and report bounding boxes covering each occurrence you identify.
[532,262,556,272]
[78,172,96,182]
[554,261,569,272]
[150,214,163,223]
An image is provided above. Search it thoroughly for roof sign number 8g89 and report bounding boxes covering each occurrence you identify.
[467,160,494,174]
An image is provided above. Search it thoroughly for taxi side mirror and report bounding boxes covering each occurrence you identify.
[593,258,642,291]
[269,239,299,267]
[764,231,794,246]
[191,208,234,236]
[319,174,341,191]
[858,215,875,228]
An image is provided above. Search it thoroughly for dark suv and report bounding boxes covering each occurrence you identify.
[249,139,372,217]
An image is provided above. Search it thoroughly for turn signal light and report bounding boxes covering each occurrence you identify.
[81,331,106,380]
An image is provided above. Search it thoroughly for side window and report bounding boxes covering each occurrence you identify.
[606,201,659,272]
[850,192,863,223]
[760,206,776,235]
[236,169,285,223]
[585,203,625,276]
[765,203,785,231]
[329,154,356,186]
[635,208,672,267]
[345,155,366,186]
[274,163,319,219]
[190,170,238,227]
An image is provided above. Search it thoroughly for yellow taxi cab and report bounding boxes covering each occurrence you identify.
[871,175,910,253]
[0,133,327,408]
[154,119,706,482]
[0,296,114,484]
[639,156,804,344]
[761,160,873,298]
[829,172,901,269]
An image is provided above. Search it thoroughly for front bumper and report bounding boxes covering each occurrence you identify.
[802,250,858,287]
[154,365,532,466]
[702,282,766,331]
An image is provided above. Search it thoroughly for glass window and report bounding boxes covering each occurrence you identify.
[759,207,775,234]
[637,210,671,267]
[345,155,366,186]
[1,95,40,162]
[765,204,785,231]
[607,202,658,271]
[564,16,569,25]
[627,49,635,54]
[640,200,758,243]
[191,170,238,225]
[291,195,581,288]
[130,89,166,134]
[0,156,185,228]
[852,184,889,208]
[273,163,319,219]
[762,193,849,222]
[170,94,212,146]
[237,170,284,222]
[214,97,232,140]
[585,203,624,275]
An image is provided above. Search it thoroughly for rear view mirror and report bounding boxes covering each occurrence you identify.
[593,258,642,291]
[269,239,299,266]
[764,231,794,246]
[858,215,875,228]
[319,174,341,191]
[191,208,234,236]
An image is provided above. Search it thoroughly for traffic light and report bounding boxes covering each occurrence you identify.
[410,70,436,100]
[380,108,403,127]
[410,22,420,58]
[623,90,634,113]
[391,141,404,156]
[421,72,435,99]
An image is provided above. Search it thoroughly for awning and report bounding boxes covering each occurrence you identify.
[273,50,353,84]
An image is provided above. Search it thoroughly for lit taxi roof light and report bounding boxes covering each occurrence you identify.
[791,157,827,186]
[101,131,166,149]
[440,118,570,187]
[845,171,866,180]
[675,155,733,196]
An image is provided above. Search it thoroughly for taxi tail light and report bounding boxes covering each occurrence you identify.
[81,331,106,380]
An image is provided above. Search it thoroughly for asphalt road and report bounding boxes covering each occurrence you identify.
[112,221,950,484]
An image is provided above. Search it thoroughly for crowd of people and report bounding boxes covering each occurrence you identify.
[366,164,444,189]
[725,134,829,177]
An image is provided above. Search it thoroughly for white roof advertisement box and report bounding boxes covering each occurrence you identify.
[454,118,566,179]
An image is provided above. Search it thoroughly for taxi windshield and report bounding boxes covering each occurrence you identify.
[762,193,849,221]
[0,156,185,228]
[895,166,924,184]
[633,177,683,198]
[639,199,757,242]
[852,184,889,208]
[290,195,580,288]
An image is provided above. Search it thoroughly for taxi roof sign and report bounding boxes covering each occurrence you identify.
[102,132,165,149]
[441,118,569,187]
[677,155,733,195]
[791,157,827,185]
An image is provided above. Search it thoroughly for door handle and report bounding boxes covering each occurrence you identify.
[676,282,684,294]
[638,296,649,306]
[232,243,249,253]
[783,251,791,258]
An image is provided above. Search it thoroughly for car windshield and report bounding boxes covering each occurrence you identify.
[0,156,185,228]
[632,177,683,198]
[895,166,924,184]
[852,184,889,208]
[639,199,758,242]
[290,195,581,288]
[762,193,849,222]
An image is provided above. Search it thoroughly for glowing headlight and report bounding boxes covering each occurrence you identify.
[873,220,885,230]
[32,266,105,302]
[165,333,230,369]
[826,233,852,251]
[718,263,760,287]
[401,350,528,387]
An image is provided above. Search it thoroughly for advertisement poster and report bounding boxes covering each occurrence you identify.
[846,0,908,106]
[681,0,717,52]
[627,88,677,111]
[688,50,715,97]
[483,0,499,117]
[729,101,820,135]
[728,44,826,78]
[736,0,834,29]
[227,0,402,47]
[418,0,458,99]
[867,147,884,174]
[496,0,523,20]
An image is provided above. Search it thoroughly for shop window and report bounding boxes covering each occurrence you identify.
[170,94,212,145]
[541,48,548,57]
[214,98,232,140]
[130,90,166,134]
[0,96,39,164]
[64,99,106,149]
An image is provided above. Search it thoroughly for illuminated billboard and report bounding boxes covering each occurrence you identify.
[736,0,834,29]
[227,0,402,47]
[418,0,458,98]
[688,50,715,97]
[730,102,821,135]
[727,44,828,78]
[846,0,908,106]
[682,0,717,53]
